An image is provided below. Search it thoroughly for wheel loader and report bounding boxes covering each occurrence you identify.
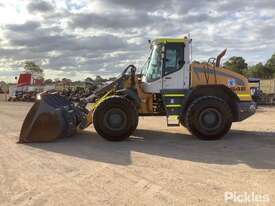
[19,37,256,143]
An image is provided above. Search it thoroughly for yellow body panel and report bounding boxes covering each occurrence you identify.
[191,63,252,101]
[153,37,188,44]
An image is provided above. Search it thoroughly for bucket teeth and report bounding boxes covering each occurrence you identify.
[19,93,81,143]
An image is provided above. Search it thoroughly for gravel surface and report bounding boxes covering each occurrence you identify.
[0,102,274,206]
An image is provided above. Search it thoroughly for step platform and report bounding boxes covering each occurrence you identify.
[161,89,189,127]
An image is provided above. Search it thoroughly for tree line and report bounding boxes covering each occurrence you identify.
[21,55,275,81]
[10,54,275,86]
[22,61,114,86]
[223,53,275,79]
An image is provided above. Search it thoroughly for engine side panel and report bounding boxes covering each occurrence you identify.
[190,63,252,101]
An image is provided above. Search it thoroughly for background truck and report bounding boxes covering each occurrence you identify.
[259,79,275,105]
[248,78,275,105]
[8,72,44,102]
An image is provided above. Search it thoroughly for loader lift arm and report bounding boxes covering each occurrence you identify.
[84,65,137,104]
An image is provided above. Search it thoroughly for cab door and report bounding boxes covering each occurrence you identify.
[162,43,185,90]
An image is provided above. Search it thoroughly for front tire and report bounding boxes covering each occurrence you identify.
[185,96,232,140]
[93,96,138,141]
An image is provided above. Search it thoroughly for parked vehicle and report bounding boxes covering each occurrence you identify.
[248,78,275,105]
[19,37,256,143]
[8,72,44,102]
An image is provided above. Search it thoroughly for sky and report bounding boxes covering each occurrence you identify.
[0,0,275,82]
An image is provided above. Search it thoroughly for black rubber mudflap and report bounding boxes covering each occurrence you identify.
[19,93,79,143]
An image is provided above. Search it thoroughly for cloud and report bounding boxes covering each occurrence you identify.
[5,21,41,32]
[0,0,275,82]
[7,31,127,53]
[69,11,166,30]
[27,0,54,13]
[2,20,135,75]
[100,0,170,10]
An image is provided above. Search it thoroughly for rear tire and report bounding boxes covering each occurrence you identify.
[93,96,138,141]
[185,96,232,140]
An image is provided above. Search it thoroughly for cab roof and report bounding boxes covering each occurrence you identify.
[153,37,189,44]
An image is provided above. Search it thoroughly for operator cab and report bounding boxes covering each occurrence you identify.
[141,38,191,93]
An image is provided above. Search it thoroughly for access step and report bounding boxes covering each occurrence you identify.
[161,89,189,127]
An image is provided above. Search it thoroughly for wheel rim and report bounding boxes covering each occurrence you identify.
[198,108,222,131]
[103,108,127,131]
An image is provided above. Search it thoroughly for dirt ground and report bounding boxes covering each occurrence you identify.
[0,102,275,206]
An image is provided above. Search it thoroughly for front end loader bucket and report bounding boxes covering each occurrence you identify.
[19,93,81,143]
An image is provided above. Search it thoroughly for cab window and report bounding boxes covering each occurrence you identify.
[164,44,184,76]
[146,45,162,82]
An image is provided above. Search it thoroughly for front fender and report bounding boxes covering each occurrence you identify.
[115,89,141,107]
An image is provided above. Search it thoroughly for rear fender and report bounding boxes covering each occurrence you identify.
[183,85,240,121]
